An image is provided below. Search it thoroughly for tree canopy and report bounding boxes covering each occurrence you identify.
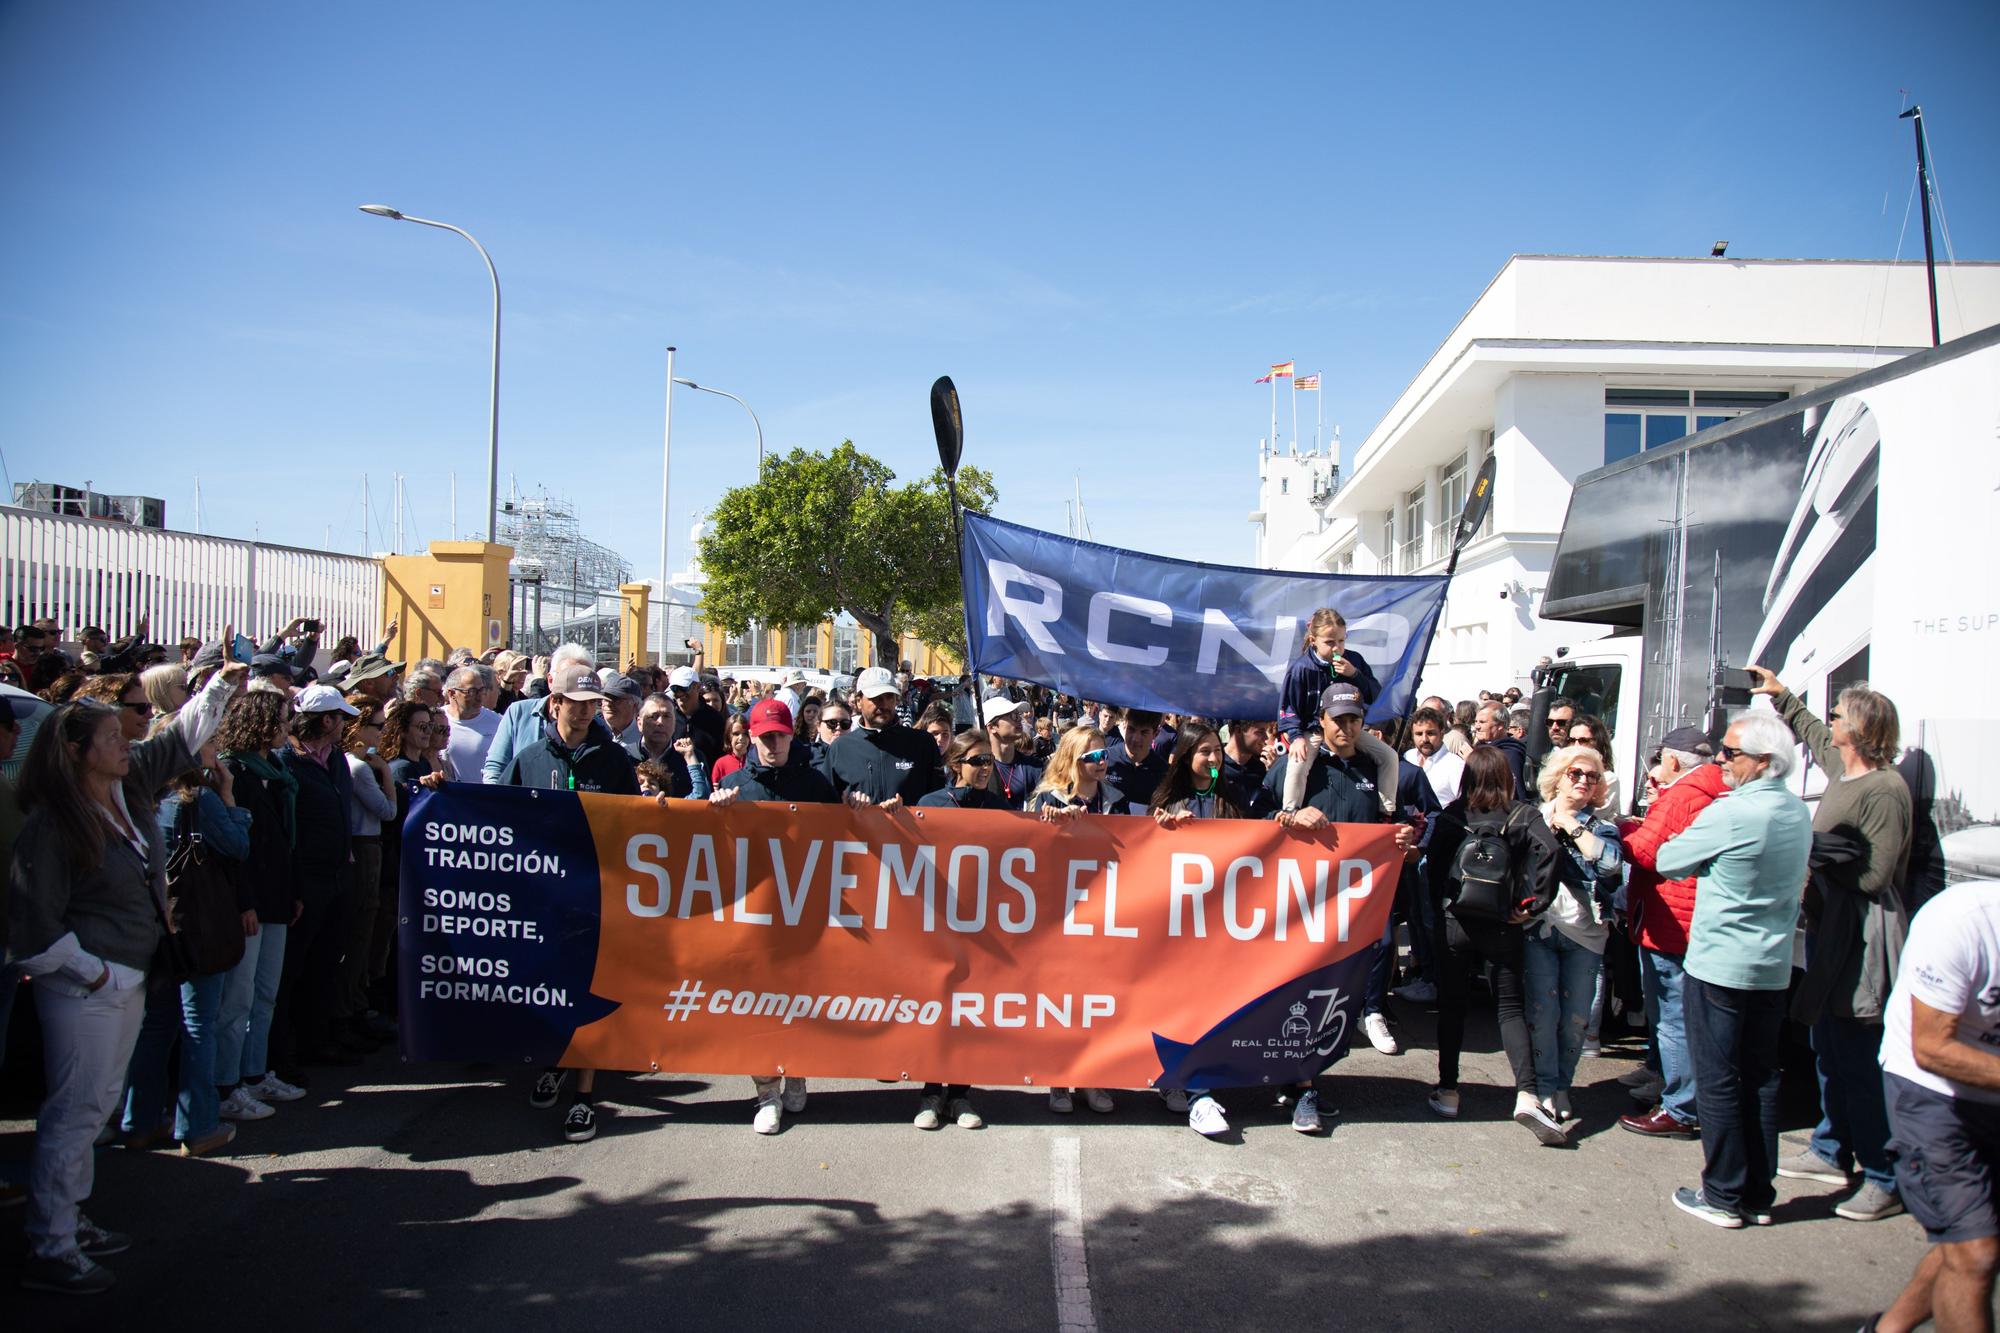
[696,441,996,666]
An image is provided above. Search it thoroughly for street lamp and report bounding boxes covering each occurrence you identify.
[659,348,676,668]
[673,377,765,478]
[357,204,502,543]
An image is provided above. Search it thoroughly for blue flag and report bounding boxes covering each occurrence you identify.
[959,512,1448,722]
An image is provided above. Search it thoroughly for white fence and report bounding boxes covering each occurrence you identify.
[0,505,383,647]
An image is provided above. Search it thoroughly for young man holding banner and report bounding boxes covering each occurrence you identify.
[710,698,839,1133]
[1265,681,1418,1131]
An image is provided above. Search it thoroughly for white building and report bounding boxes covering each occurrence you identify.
[1252,255,2000,703]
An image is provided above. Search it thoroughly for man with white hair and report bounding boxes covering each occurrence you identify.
[482,643,594,783]
[1655,710,1814,1229]
[442,665,502,781]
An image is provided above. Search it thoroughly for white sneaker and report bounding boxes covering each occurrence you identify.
[247,1073,305,1103]
[1188,1095,1230,1137]
[1161,1088,1190,1114]
[1427,1087,1461,1119]
[1580,1037,1604,1058]
[1549,1090,1574,1123]
[1291,1089,1323,1134]
[914,1095,944,1130]
[1049,1089,1075,1114]
[1392,979,1438,1003]
[1514,1091,1569,1147]
[949,1097,984,1130]
[220,1088,274,1121]
[752,1098,782,1135]
[780,1077,808,1114]
[1085,1088,1115,1114]
[1363,1012,1401,1055]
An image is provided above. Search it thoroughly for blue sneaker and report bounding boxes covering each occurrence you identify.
[1672,1186,1744,1229]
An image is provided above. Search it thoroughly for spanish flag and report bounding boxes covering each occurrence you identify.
[1270,360,1295,378]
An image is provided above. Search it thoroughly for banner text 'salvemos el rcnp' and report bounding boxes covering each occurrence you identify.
[400,784,1399,1090]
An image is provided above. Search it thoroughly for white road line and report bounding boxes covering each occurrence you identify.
[1050,1135,1099,1333]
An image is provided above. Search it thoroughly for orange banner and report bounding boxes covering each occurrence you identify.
[401,785,1401,1090]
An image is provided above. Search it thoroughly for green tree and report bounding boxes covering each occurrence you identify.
[697,441,995,667]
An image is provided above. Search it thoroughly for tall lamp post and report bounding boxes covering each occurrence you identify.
[659,348,677,668]
[673,377,765,479]
[357,204,502,542]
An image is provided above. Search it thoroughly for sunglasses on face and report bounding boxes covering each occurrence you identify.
[1563,767,1599,784]
[1828,708,1843,721]
[1717,744,1765,762]
[961,755,995,768]
[1080,749,1109,765]
[122,700,154,717]
[822,718,850,730]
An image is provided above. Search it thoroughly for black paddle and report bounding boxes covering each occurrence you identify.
[931,376,985,725]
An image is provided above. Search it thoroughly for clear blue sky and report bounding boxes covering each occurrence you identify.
[3,0,1995,583]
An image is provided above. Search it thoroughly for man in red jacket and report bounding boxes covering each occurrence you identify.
[1619,726,1729,1139]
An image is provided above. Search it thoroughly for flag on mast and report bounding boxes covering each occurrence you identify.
[1270,360,1295,378]
[1294,373,1321,391]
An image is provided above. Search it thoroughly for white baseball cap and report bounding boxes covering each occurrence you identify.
[668,666,700,690]
[854,666,900,698]
[982,696,1026,726]
[293,683,360,717]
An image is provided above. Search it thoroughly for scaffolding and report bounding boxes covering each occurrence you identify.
[497,485,632,590]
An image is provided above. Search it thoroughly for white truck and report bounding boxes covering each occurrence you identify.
[1542,322,2000,896]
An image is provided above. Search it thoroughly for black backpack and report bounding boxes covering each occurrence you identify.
[1449,805,1530,922]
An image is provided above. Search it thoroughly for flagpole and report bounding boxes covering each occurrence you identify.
[1316,382,1324,454]
[1290,377,1299,454]
[1269,373,1278,452]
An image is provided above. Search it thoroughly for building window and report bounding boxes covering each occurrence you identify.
[1605,388,1787,464]
[1397,485,1426,573]
[784,624,818,669]
[1449,622,1487,664]
[1280,478,1289,495]
[1331,545,1356,575]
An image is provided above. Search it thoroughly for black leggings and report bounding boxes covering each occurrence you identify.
[1434,910,1535,1094]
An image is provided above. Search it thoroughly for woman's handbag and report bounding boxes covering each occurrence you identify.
[155,802,246,980]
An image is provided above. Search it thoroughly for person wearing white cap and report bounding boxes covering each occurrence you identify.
[667,665,727,763]
[274,682,366,1079]
[980,694,1042,811]
[816,667,944,809]
[776,667,809,731]
[482,643,594,784]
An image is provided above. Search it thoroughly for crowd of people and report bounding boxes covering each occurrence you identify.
[3,611,1997,1332]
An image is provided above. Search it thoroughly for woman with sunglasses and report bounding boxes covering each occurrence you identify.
[1027,727,1124,1115]
[1524,744,1625,1132]
[73,673,153,742]
[903,730,1009,1131]
[1566,714,1619,813]
[10,662,244,1293]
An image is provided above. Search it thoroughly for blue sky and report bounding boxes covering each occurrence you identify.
[3,0,1996,583]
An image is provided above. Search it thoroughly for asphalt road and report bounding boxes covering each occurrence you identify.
[1,1003,1936,1332]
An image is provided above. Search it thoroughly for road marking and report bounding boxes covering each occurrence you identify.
[1050,1135,1099,1333]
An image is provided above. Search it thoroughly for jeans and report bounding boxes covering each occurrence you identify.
[1523,927,1600,1097]
[28,978,147,1259]
[0,962,20,1069]
[1809,1014,1896,1193]
[216,922,288,1086]
[122,970,226,1141]
[1685,975,1785,1216]
[1639,947,1698,1125]
[1364,913,1396,1016]
[1434,910,1534,1093]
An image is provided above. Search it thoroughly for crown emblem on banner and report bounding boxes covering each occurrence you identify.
[1289,1001,1308,1017]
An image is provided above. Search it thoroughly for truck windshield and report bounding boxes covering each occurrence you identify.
[1549,664,1620,728]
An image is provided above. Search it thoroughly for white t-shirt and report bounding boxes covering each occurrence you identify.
[1880,880,2000,1105]
[445,708,502,785]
